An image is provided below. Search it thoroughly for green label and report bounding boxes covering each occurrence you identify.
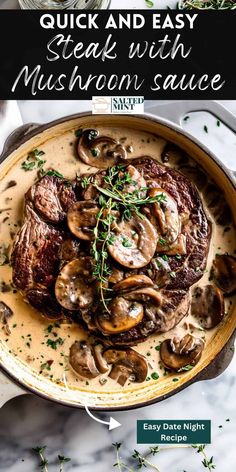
[137,420,211,444]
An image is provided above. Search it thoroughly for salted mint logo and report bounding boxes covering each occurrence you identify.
[92,96,144,114]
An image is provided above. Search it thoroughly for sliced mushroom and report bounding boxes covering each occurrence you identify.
[59,238,80,262]
[67,201,99,241]
[108,215,158,269]
[211,254,236,295]
[191,284,225,329]
[77,129,126,169]
[149,188,180,248]
[97,297,144,334]
[93,344,109,373]
[113,274,154,293]
[69,340,100,379]
[103,347,148,385]
[160,334,204,371]
[121,165,147,197]
[108,266,124,284]
[55,257,95,311]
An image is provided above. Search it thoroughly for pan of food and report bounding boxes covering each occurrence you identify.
[0,100,235,410]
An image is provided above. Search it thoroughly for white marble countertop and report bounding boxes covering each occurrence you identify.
[0,99,235,472]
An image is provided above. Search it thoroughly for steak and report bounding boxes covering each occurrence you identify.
[12,159,211,344]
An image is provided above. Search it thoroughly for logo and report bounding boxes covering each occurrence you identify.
[92,96,144,114]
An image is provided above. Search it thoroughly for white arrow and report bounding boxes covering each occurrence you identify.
[85,404,121,431]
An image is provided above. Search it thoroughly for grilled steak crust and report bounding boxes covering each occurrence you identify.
[26,175,77,224]
[12,203,63,292]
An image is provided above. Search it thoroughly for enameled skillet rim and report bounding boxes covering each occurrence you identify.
[0,111,235,411]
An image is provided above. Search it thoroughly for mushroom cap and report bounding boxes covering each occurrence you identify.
[103,347,148,385]
[67,201,99,241]
[191,284,225,329]
[113,274,154,293]
[96,297,144,334]
[160,334,204,371]
[211,254,236,295]
[69,340,100,379]
[108,215,158,269]
[55,257,95,311]
[77,129,126,169]
[149,187,180,249]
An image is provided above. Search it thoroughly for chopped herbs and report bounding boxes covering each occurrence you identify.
[178,364,194,372]
[204,125,208,133]
[183,115,190,121]
[161,254,169,261]
[151,372,159,380]
[172,377,179,382]
[155,345,161,351]
[45,170,64,179]
[217,119,221,127]
[158,237,166,246]
[170,271,176,278]
[175,254,182,260]
[178,0,236,9]
[81,176,91,189]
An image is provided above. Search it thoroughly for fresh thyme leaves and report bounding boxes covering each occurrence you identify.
[45,170,64,179]
[75,128,83,137]
[21,149,46,172]
[91,148,98,157]
[178,0,236,8]
[33,447,71,472]
[91,164,166,311]
[204,125,208,134]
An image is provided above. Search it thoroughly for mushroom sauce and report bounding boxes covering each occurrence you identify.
[0,124,235,393]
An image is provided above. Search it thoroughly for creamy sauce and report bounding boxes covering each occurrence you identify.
[0,125,235,393]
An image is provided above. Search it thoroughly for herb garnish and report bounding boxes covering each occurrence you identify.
[21,149,46,171]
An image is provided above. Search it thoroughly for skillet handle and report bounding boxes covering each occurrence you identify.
[0,370,27,408]
[145,100,236,135]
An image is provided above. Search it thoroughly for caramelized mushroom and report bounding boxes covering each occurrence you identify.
[121,165,147,197]
[191,284,225,329]
[55,257,95,311]
[113,274,154,293]
[158,234,187,256]
[69,340,100,379]
[59,238,80,262]
[108,215,158,268]
[77,129,126,169]
[211,254,236,295]
[160,334,204,371]
[67,201,99,241]
[149,188,180,248]
[103,347,148,385]
[97,297,144,334]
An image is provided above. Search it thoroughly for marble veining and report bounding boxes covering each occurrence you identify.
[0,91,236,472]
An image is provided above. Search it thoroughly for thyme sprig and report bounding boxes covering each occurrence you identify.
[32,446,71,472]
[178,0,236,9]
